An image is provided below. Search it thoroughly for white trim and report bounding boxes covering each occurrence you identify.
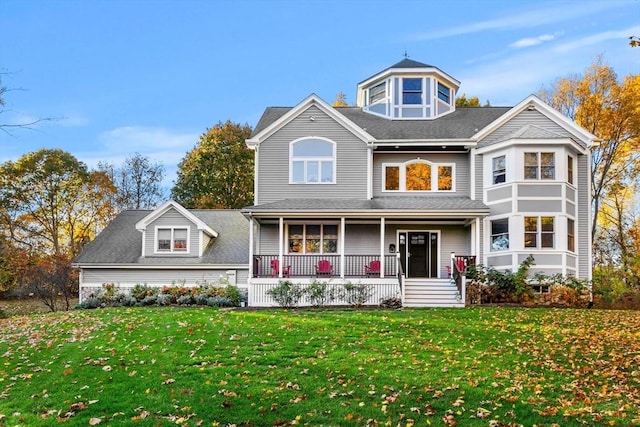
[472,95,596,150]
[135,200,217,238]
[247,94,374,146]
[381,159,456,192]
[154,225,191,254]
[289,137,336,184]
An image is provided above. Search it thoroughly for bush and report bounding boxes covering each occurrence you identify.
[267,281,304,308]
[465,256,535,304]
[140,294,158,306]
[306,281,336,307]
[341,282,373,307]
[131,283,156,300]
[156,294,172,306]
[177,294,194,305]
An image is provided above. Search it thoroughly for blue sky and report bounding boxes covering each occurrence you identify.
[1,0,639,190]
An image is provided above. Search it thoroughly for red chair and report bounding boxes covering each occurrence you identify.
[270,259,291,278]
[364,260,381,277]
[315,259,333,276]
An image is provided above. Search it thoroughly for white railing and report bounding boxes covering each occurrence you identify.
[249,278,401,307]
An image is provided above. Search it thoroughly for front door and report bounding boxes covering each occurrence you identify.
[399,231,439,278]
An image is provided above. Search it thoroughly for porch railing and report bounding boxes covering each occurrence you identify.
[253,254,397,278]
[451,254,476,302]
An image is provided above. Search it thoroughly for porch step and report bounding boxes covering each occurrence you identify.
[403,279,464,308]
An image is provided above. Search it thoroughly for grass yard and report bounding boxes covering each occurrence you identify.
[0,307,638,426]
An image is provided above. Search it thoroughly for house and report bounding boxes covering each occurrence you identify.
[75,57,595,308]
[243,58,595,307]
[74,201,249,301]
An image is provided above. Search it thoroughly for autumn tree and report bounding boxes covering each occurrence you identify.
[333,92,348,107]
[455,94,490,107]
[99,152,166,210]
[539,57,640,283]
[0,149,116,308]
[172,121,253,209]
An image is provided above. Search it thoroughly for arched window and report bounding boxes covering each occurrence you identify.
[290,138,336,184]
[383,159,454,192]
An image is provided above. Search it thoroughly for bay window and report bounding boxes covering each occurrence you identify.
[491,219,509,251]
[524,216,554,249]
[525,152,555,180]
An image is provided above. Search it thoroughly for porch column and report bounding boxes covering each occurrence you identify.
[340,217,345,278]
[278,217,284,278]
[380,217,385,278]
[249,216,254,278]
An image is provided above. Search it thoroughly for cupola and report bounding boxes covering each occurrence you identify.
[356,58,460,120]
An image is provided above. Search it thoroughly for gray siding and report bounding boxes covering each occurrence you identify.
[257,105,368,203]
[478,110,574,148]
[577,154,590,278]
[518,254,563,265]
[518,200,562,212]
[487,186,512,202]
[345,224,379,254]
[372,152,470,197]
[145,208,199,257]
[489,201,512,215]
[518,184,562,197]
[487,254,512,266]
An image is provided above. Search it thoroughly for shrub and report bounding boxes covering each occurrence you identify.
[466,256,535,304]
[121,295,138,307]
[140,294,158,306]
[267,281,304,308]
[156,294,172,306]
[131,283,156,300]
[341,282,373,307]
[194,293,210,306]
[305,281,335,307]
[177,294,194,305]
[207,296,233,307]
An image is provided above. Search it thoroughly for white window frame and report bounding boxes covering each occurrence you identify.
[382,159,456,192]
[524,152,555,180]
[567,154,574,185]
[492,155,506,185]
[286,223,340,255]
[490,218,509,251]
[524,216,555,249]
[289,137,336,184]
[154,226,190,254]
[567,217,575,253]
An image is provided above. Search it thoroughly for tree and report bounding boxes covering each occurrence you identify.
[0,149,116,309]
[630,36,640,47]
[99,153,166,210]
[332,92,348,107]
[172,121,254,209]
[455,94,481,107]
[0,72,53,134]
[539,57,640,287]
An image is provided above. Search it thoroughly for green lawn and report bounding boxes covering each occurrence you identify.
[0,307,638,426]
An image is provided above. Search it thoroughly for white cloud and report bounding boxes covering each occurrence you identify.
[554,24,640,52]
[408,1,628,41]
[510,34,558,49]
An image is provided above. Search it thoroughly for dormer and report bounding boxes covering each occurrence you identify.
[356,58,460,120]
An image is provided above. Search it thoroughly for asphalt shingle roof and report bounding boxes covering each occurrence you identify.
[252,106,511,140]
[244,197,489,214]
[74,210,249,265]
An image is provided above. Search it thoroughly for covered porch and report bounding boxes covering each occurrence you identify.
[242,197,488,307]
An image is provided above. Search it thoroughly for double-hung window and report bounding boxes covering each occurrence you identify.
[369,81,386,104]
[525,152,555,180]
[290,138,336,184]
[524,216,554,249]
[491,219,509,251]
[567,218,575,252]
[567,155,574,185]
[157,227,188,253]
[437,82,450,103]
[402,78,422,104]
[492,155,506,184]
[288,224,338,254]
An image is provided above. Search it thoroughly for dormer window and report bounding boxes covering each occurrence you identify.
[357,58,460,120]
[402,78,422,104]
[369,81,386,104]
[437,82,450,103]
[156,227,189,253]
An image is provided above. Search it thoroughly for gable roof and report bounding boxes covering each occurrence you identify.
[135,200,218,237]
[74,209,249,266]
[252,105,511,141]
[246,94,374,146]
[473,95,596,151]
